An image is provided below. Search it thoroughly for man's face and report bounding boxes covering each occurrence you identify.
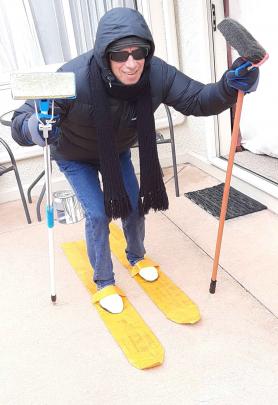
[109,46,146,85]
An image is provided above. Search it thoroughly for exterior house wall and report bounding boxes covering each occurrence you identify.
[173,0,214,160]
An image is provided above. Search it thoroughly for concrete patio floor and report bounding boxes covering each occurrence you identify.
[1,164,278,405]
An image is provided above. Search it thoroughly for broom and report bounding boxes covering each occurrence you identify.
[210,18,269,294]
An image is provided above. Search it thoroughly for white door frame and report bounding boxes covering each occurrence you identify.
[202,0,278,211]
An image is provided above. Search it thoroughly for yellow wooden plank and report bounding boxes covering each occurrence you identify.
[62,241,164,369]
[109,223,201,324]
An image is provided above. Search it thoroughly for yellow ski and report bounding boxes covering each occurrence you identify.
[109,223,201,324]
[62,240,164,370]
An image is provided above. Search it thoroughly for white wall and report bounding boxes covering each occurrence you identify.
[173,0,215,160]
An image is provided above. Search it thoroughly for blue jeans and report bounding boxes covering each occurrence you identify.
[56,150,145,289]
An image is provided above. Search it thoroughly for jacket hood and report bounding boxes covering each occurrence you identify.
[94,7,155,75]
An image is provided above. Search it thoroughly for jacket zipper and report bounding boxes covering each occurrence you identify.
[107,74,113,88]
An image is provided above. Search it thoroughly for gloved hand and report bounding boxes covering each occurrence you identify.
[27,113,60,147]
[226,57,259,93]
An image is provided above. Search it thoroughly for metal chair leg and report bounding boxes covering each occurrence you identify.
[27,170,45,203]
[164,105,179,197]
[37,183,46,222]
[13,166,32,224]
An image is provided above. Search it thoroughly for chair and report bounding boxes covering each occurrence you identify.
[0,137,32,224]
[29,104,180,221]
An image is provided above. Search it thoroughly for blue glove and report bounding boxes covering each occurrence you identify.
[226,57,259,93]
[27,113,60,147]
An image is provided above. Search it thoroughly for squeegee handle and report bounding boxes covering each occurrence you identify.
[46,206,54,228]
[43,130,56,302]
[41,124,54,229]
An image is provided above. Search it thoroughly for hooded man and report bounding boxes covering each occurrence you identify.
[11,7,259,313]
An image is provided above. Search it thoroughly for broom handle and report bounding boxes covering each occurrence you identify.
[209,90,244,293]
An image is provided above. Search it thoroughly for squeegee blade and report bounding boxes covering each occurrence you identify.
[10,72,76,100]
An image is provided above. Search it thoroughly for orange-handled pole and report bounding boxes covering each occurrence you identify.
[209,90,244,293]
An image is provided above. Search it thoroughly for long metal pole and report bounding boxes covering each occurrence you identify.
[42,125,56,302]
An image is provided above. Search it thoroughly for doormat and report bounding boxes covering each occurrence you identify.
[184,183,267,219]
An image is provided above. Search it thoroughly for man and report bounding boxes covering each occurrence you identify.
[11,7,259,314]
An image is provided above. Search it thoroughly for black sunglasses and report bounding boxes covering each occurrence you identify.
[109,47,149,62]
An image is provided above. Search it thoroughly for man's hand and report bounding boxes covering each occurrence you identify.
[28,113,60,147]
[226,57,259,93]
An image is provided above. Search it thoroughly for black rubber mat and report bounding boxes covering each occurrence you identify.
[184,183,267,219]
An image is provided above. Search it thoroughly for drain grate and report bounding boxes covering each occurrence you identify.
[185,183,267,219]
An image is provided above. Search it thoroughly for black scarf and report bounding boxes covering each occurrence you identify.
[90,57,168,219]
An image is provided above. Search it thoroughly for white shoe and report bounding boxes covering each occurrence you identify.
[139,266,159,282]
[99,294,124,314]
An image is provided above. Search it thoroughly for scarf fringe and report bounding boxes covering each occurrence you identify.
[104,195,132,219]
[138,189,169,216]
